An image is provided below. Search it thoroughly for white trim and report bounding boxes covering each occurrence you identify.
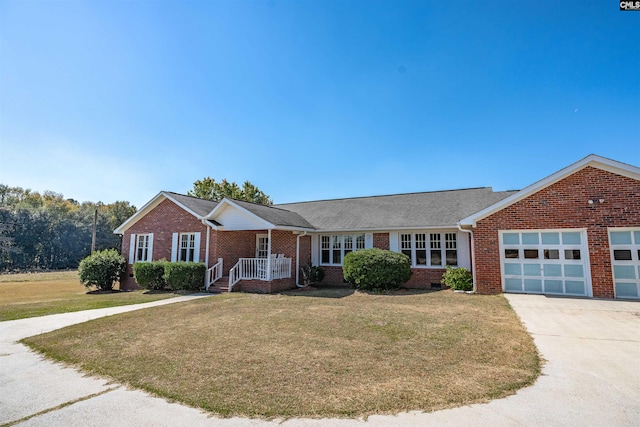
[128,233,136,264]
[256,234,269,258]
[171,233,179,262]
[310,234,319,265]
[147,233,154,262]
[389,232,399,252]
[193,232,201,263]
[460,155,640,227]
[365,233,373,249]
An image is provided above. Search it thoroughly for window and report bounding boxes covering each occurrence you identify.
[320,234,366,265]
[179,233,196,262]
[136,234,151,262]
[445,233,458,266]
[430,234,442,266]
[401,232,457,267]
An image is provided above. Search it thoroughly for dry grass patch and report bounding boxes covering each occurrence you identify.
[22,288,540,419]
[0,271,175,321]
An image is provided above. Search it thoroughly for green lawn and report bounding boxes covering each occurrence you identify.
[0,271,176,321]
[22,287,540,419]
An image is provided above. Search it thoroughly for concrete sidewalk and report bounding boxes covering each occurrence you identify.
[1,294,638,426]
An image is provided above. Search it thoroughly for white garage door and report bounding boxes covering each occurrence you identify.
[609,228,640,299]
[500,230,592,297]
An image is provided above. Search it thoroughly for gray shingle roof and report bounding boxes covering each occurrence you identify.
[229,199,315,229]
[164,192,219,217]
[276,187,517,231]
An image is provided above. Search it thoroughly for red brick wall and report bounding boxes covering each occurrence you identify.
[120,198,210,290]
[373,233,390,250]
[235,277,295,293]
[216,230,263,275]
[474,167,640,298]
[404,268,447,289]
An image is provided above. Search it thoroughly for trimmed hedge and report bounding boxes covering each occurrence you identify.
[78,249,126,291]
[163,262,206,290]
[133,261,167,290]
[343,248,412,292]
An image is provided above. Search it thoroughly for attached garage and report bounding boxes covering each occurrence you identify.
[609,228,640,299]
[500,229,592,297]
[459,155,640,299]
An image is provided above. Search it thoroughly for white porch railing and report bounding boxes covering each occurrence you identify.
[228,257,292,292]
[205,258,223,291]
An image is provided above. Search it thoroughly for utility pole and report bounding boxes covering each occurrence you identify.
[91,206,98,254]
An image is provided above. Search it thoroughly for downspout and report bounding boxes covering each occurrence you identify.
[296,231,308,287]
[457,224,476,293]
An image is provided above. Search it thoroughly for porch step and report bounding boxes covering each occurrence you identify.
[208,276,230,293]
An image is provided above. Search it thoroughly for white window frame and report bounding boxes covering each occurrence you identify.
[399,231,457,268]
[135,233,153,262]
[256,234,269,258]
[178,232,197,262]
[319,234,367,266]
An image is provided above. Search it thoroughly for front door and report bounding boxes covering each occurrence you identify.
[256,234,269,258]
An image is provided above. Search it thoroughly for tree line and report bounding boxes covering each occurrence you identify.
[0,178,272,272]
[0,185,136,271]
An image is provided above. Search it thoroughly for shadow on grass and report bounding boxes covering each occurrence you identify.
[281,285,446,299]
[281,285,355,298]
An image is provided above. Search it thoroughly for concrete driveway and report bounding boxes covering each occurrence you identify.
[1,294,638,426]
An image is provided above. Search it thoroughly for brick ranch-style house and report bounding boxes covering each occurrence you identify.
[114,155,640,299]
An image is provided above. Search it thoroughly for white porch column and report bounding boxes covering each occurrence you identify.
[267,229,272,281]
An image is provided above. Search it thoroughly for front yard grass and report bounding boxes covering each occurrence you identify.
[22,288,540,419]
[0,271,176,321]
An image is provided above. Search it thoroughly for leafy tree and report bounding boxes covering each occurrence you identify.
[188,178,272,205]
[0,184,137,271]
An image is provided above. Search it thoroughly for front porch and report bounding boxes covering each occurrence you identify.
[206,255,293,292]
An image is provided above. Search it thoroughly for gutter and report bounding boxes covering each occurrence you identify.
[295,231,308,287]
[457,224,476,293]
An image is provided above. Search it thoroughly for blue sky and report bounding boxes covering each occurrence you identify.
[1,0,638,208]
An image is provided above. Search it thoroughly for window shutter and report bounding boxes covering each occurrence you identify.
[365,233,373,249]
[147,233,154,262]
[389,232,399,252]
[129,234,136,264]
[171,233,178,262]
[193,232,201,263]
[311,235,319,265]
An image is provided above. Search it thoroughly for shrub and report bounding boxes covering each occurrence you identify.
[133,261,167,290]
[300,261,325,286]
[441,265,473,291]
[78,249,126,291]
[343,248,412,292]
[163,262,206,290]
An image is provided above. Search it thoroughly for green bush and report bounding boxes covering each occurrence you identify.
[300,261,325,285]
[441,265,473,291]
[163,262,206,290]
[78,249,126,291]
[133,261,167,290]
[343,248,412,292]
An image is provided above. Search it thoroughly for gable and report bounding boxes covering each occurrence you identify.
[459,155,640,227]
[214,203,271,230]
[114,191,218,234]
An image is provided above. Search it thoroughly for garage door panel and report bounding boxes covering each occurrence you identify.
[501,229,591,297]
[609,228,640,299]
